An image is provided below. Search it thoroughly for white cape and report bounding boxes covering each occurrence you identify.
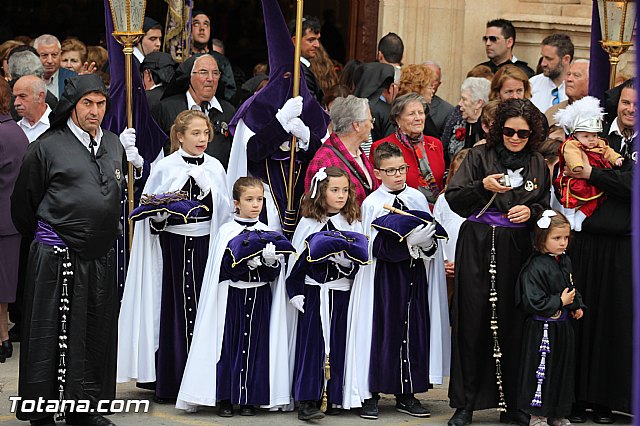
[117,151,231,383]
[342,186,451,408]
[176,220,291,411]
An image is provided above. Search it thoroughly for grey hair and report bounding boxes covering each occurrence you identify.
[329,95,370,135]
[29,77,47,102]
[192,54,217,71]
[8,51,44,79]
[461,77,490,104]
[422,60,441,71]
[33,34,61,50]
[572,58,590,65]
[390,93,428,126]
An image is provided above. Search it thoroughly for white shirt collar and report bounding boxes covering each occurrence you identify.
[186,90,223,114]
[67,116,103,151]
[511,55,519,64]
[178,147,205,158]
[300,56,311,67]
[608,117,638,149]
[19,104,51,129]
[45,69,60,98]
[133,46,145,63]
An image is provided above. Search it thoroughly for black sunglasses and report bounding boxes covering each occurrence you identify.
[482,35,503,43]
[503,127,531,139]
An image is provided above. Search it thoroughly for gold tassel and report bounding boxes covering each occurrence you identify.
[320,355,331,412]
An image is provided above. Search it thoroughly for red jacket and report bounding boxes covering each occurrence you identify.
[370,133,446,191]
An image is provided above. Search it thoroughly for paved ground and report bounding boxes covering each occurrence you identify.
[0,342,633,425]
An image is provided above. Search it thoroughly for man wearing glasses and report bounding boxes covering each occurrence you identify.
[152,53,236,168]
[477,19,534,79]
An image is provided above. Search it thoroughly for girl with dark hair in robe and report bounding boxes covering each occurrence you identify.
[445,98,550,426]
[117,110,231,402]
[516,210,585,426]
[287,166,364,420]
[176,177,292,416]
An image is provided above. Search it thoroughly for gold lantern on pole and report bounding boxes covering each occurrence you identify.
[598,0,637,89]
[107,0,146,248]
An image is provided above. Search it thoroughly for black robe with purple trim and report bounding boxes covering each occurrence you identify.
[516,253,585,418]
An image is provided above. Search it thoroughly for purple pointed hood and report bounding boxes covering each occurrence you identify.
[229,0,330,138]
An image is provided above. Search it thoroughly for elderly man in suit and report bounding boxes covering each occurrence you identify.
[34,34,77,100]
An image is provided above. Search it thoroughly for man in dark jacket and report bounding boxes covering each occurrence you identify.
[289,15,324,104]
[477,19,534,78]
[353,62,397,142]
[152,54,236,168]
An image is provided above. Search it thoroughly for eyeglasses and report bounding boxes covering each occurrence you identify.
[482,35,503,43]
[503,127,531,139]
[376,164,409,176]
[192,69,221,79]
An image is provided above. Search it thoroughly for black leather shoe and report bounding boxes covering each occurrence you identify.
[567,408,587,423]
[152,395,175,404]
[448,408,473,426]
[239,405,256,416]
[218,400,233,417]
[66,413,115,426]
[2,340,12,358]
[592,407,615,424]
[298,400,324,420]
[396,396,430,417]
[30,417,56,426]
[0,345,5,363]
[500,410,530,426]
[325,406,341,415]
[359,397,379,420]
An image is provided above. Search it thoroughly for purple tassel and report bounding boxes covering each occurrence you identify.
[531,382,543,407]
[531,321,552,407]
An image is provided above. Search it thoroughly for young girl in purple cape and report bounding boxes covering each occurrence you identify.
[287,166,364,420]
[516,210,585,426]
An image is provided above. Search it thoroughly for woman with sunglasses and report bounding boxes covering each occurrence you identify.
[370,93,446,207]
[444,98,550,426]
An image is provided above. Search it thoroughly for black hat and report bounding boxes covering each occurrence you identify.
[140,52,176,85]
[49,74,110,128]
[353,62,395,100]
[143,17,162,33]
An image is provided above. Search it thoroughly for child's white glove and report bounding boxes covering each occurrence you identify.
[262,242,278,266]
[329,252,353,268]
[290,295,305,313]
[152,212,170,222]
[187,165,211,198]
[247,256,262,270]
[406,222,436,248]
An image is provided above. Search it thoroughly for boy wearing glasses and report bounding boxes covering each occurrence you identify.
[343,142,450,420]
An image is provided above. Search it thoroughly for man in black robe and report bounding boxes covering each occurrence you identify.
[152,54,236,168]
[140,52,176,114]
[11,74,126,426]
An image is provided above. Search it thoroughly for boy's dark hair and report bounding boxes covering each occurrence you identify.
[533,210,571,253]
[377,32,404,64]
[486,19,516,43]
[288,15,321,37]
[542,33,574,61]
[373,142,404,169]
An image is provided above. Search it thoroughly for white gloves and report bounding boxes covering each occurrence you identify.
[187,165,211,198]
[247,256,262,270]
[329,252,353,269]
[406,222,436,248]
[290,295,305,313]
[262,242,279,267]
[153,211,170,222]
[275,96,303,127]
[119,128,144,169]
[288,117,310,149]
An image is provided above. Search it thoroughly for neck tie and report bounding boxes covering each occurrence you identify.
[551,87,560,105]
[200,101,209,115]
[89,136,97,160]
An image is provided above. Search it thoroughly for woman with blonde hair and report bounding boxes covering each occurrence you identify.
[118,109,231,403]
[61,38,88,73]
[489,64,531,101]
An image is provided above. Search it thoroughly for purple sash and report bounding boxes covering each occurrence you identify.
[533,308,569,322]
[35,220,66,247]
[467,208,527,229]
